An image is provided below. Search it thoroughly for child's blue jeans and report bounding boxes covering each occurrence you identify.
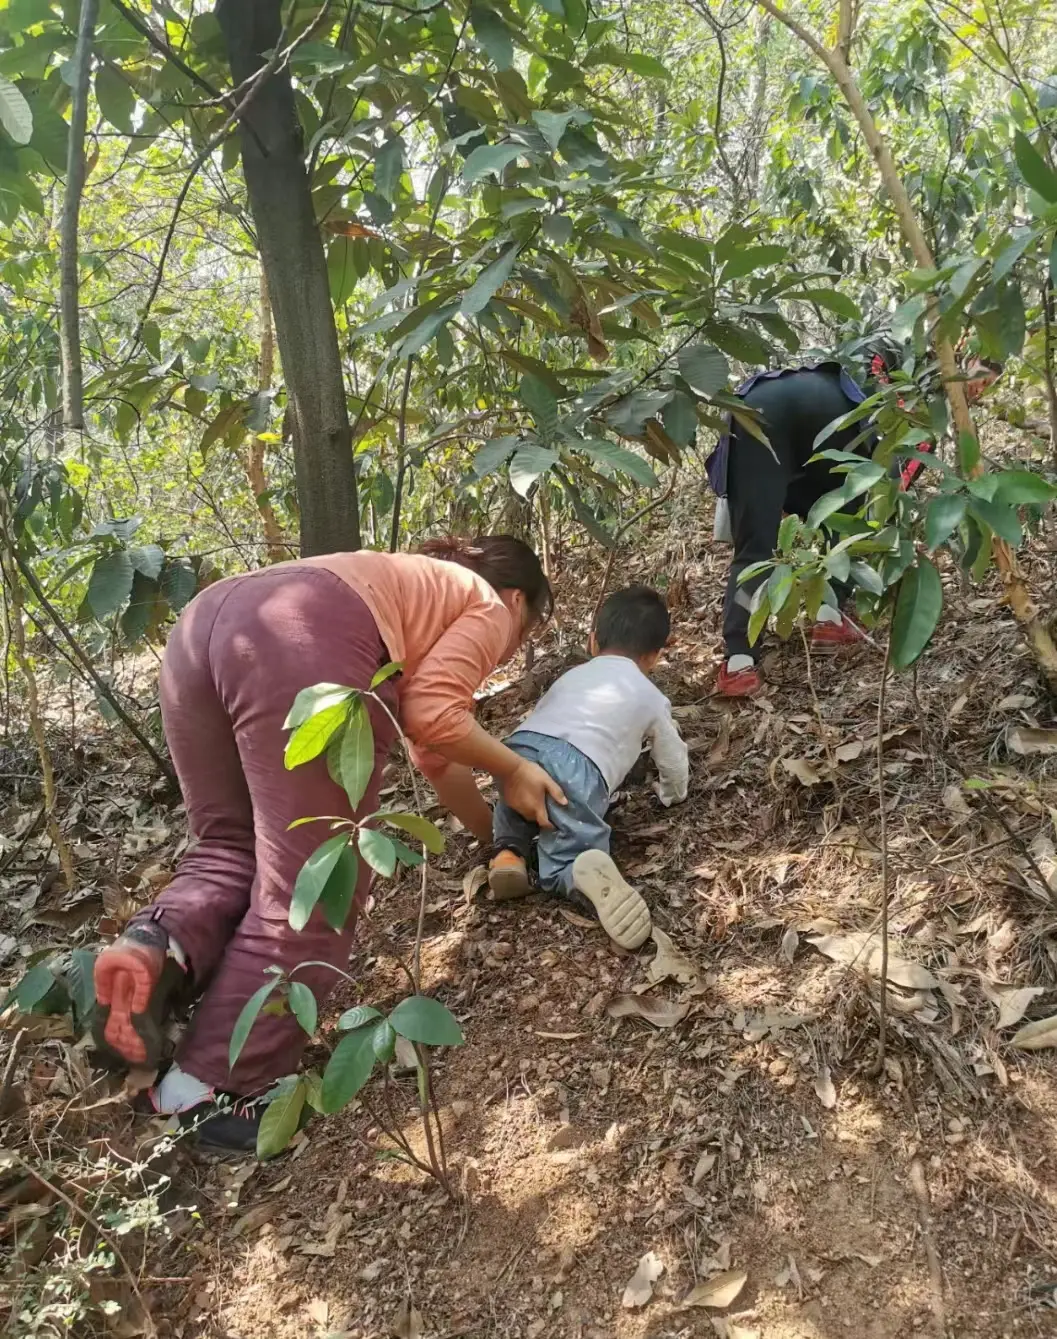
[492,730,611,894]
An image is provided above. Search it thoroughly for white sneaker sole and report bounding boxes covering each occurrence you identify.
[571,851,652,950]
[488,865,532,902]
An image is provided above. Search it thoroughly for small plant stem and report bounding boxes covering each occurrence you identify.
[800,625,838,777]
[869,632,892,1079]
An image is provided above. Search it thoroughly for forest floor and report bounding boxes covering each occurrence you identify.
[3,491,1057,1339]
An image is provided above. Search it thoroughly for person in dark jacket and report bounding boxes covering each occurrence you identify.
[708,352,1000,697]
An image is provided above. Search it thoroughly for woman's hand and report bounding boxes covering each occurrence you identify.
[430,764,494,845]
[503,760,567,829]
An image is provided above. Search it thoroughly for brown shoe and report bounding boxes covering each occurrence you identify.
[488,850,533,902]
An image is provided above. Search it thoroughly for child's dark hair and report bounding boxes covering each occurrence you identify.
[418,535,553,620]
[595,585,670,658]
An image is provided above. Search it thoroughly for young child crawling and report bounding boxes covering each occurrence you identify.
[487,585,688,950]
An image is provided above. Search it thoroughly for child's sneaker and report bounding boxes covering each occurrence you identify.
[570,851,652,950]
[810,612,866,649]
[488,849,533,901]
[717,655,763,698]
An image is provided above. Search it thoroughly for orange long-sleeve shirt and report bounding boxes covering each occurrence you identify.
[301,551,513,779]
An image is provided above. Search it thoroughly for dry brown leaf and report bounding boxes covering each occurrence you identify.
[942,783,971,819]
[780,927,799,964]
[558,906,597,930]
[683,1269,748,1310]
[646,927,700,987]
[622,1251,665,1308]
[808,932,939,990]
[834,738,864,763]
[781,757,824,786]
[997,693,1035,711]
[307,1297,329,1327]
[607,994,690,1029]
[1006,726,1057,756]
[711,1324,760,1339]
[1011,1014,1057,1051]
[993,986,1044,1029]
[464,865,489,902]
[391,1300,424,1339]
[814,1065,837,1109]
[692,1151,717,1186]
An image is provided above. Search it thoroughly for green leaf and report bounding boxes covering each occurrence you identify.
[389,995,465,1046]
[357,826,398,877]
[806,487,850,530]
[86,551,134,620]
[470,3,514,69]
[472,435,518,478]
[287,981,318,1038]
[372,1019,397,1064]
[462,141,522,183]
[370,661,403,689]
[7,961,56,1013]
[956,430,981,476]
[398,302,459,359]
[327,237,359,307]
[677,344,729,396]
[968,497,1023,546]
[284,684,354,730]
[289,41,356,74]
[338,1004,382,1031]
[128,544,164,580]
[379,811,446,854]
[574,437,658,486]
[925,494,967,551]
[1013,131,1057,204]
[94,66,135,134]
[67,948,96,1026]
[747,590,770,646]
[991,470,1057,506]
[890,558,943,669]
[661,390,698,446]
[543,213,572,245]
[720,244,788,282]
[586,44,669,79]
[850,561,884,596]
[389,836,425,868]
[767,563,794,612]
[461,242,521,316]
[339,697,375,811]
[284,699,351,768]
[322,1026,378,1112]
[0,74,32,145]
[160,559,197,612]
[290,835,349,932]
[318,844,360,931]
[229,979,277,1070]
[256,1078,306,1159]
[374,134,405,202]
[518,373,559,440]
[785,289,861,320]
[509,443,558,496]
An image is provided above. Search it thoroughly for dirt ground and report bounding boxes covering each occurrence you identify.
[4,496,1057,1338]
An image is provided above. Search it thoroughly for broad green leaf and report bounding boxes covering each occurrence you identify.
[767,563,794,612]
[129,544,164,580]
[957,430,981,476]
[327,237,358,307]
[992,229,1036,282]
[338,1004,382,1031]
[472,435,518,478]
[890,558,943,669]
[1013,131,1057,205]
[470,4,514,69]
[358,826,398,877]
[398,302,459,359]
[370,662,403,689]
[785,289,861,320]
[374,134,405,202]
[574,437,658,486]
[806,487,851,530]
[661,390,698,446]
[461,242,520,316]
[850,561,884,596]
[543,213,573,245]
[289,41,356,74]
[256,1077,305,1159]
[925,494,967,551]
[747,590,770,646]
[160,559,196,612]
[287,981,318,1038]
[229,979,277,1070]
[991,470,1057,506]
[339,697,375,810]
[585,44,669,79]
[290,834,349,932]
[0,74,32,144]
[720,244,788,282]
[372,1019,397,1063]
[67,948,96,1025]
[318,844,360,931]
[94,66,135,134]
[518,373,558,440]
[86,551,134,621]
[703,320,772,365]
[509,443,558,497]
[389,995,465,1046]
[462,141,522,183]
[284,700,351,768]
[389,836,425,867]
[284,683,354,730]
[677,344,729,396]
[7,961,56,1013]
[968,497,1023,546]
[379,811,446,854]
[322,1025,378,1112]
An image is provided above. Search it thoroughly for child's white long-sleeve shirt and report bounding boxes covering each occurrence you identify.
[512,655,689,805]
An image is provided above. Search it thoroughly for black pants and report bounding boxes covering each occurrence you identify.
[723,367,862,659]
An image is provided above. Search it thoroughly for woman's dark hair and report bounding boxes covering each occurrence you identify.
[418,535,553,620]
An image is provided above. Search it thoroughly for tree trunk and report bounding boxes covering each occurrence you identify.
[59,0,99,431]
[756,0,1057,694]
[216,0,360,557]
[245,268,289,563]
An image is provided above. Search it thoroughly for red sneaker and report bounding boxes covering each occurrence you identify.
[716,663,763,698]
[810,614,866,649]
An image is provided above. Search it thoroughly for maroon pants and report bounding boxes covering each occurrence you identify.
[136,565,397,1093]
